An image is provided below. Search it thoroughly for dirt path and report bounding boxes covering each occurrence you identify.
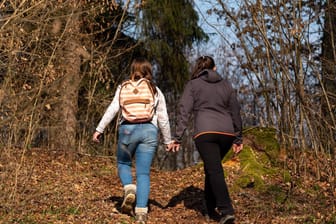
[0,148,334,223]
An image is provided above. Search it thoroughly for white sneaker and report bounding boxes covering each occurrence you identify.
[135,212,147,224]
[121,184,136,215]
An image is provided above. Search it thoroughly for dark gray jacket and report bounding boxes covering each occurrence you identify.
[175,69,242,144]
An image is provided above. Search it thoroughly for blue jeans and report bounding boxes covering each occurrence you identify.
[117,123,158,208]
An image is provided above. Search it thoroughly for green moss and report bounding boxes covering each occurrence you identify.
[228,127,290,192]
[234,146,276,191]
[244,127,280,164]
[42,205,81,216]
[283,170,291,183]
[10,216,38,224]
[67,207,81,215]
[266,185,287,203]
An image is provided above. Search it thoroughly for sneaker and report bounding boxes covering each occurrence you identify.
[204,209,220,222]
[121,187,136,215]
[135,212,147,224]
[219,214,235,224]
[203,198,217,221]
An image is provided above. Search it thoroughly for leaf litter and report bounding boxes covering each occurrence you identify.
[0,148,335,224]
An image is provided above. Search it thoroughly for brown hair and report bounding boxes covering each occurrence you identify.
[191,56,215,79]
[129,57,157,94]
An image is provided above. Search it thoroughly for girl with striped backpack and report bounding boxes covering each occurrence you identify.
[93,57,173,224]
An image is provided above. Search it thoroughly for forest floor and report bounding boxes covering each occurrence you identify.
[0,148,335,224]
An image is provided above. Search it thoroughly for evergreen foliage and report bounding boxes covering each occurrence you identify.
[140,0,209,93]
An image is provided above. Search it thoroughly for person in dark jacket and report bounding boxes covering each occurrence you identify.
[168,56,243,224]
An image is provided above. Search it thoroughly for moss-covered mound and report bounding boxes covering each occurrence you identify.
[224,127,289,191]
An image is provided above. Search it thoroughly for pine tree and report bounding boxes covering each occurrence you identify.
[139,0,208,93]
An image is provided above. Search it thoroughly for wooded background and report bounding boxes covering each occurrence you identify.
[0,0,335,177]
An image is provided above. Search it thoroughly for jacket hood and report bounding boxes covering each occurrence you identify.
[197,69,222,83]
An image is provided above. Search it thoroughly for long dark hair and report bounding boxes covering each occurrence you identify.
[191,56,215,79]
[129,57,157,94]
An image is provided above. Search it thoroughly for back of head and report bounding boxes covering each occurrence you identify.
[191,56,215,79]
[130,57,153,81]
[129,57,157,94]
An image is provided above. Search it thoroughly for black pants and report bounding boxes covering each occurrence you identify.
[194,133,234,215]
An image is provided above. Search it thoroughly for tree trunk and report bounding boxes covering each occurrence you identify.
[54,5,82,151]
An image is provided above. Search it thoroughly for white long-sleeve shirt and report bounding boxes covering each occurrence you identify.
[96,85,172,144]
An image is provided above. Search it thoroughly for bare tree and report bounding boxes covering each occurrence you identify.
[0,0,138,152]
[206,0,336,180]
[321,0,336,154]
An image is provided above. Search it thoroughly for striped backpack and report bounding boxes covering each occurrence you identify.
[119,78,156,123]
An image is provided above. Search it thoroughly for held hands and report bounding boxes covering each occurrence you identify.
[166,140,180,152]
[232,143,243,154]
[166,142,244,154]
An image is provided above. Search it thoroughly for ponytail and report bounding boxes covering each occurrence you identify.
[191,56,215,79]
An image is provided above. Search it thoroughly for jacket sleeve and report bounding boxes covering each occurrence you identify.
[228,89,243,144]
[96,86,121,133]
[155,88,172,144]
[175,81,194,143]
